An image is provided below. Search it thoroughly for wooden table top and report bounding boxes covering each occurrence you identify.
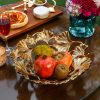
[0,3,100,100]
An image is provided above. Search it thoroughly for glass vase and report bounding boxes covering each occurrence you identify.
[69,15,96,38]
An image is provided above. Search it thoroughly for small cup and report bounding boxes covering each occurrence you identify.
[0,46,6,67]
[34,0,47,6]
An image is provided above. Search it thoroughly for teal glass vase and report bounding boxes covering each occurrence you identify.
[69,15,96,38]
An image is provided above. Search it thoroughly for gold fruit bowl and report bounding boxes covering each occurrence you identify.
[10,29,92,85]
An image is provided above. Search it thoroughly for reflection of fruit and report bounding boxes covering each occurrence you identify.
[58,51,72,68]
[34,56,57,78]
[55,64,69,80]
[33,45,53,57]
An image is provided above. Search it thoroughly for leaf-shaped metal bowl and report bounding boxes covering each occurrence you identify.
[10,29,92,85]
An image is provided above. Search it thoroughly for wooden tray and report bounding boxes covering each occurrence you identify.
[0,2,63,40]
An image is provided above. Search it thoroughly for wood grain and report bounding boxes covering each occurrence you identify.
[0,2,63,39]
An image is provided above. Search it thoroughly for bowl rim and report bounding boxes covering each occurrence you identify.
[33,0,47,6]
[10,30,92,85]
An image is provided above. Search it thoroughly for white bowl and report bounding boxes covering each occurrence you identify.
[33,6,49,19]
[34,0,47,6]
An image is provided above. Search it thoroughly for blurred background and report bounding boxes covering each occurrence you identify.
[0,0,65,6]
[0,0,100,25]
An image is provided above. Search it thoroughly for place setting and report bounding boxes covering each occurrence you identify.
[0,11,92,85]
[0,0,63,40]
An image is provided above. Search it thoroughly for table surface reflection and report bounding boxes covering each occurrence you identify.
[0,3,100,100]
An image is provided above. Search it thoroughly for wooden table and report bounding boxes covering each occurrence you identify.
[0,4,100,100]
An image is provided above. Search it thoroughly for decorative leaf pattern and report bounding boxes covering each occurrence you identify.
[10,29,92,85]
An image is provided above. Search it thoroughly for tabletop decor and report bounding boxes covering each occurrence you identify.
[66,0,100,38]
[10,29,92,85]
[0,2,63,40]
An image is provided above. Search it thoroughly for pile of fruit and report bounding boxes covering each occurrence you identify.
[10,30,91,85]
[33,45,72,80]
